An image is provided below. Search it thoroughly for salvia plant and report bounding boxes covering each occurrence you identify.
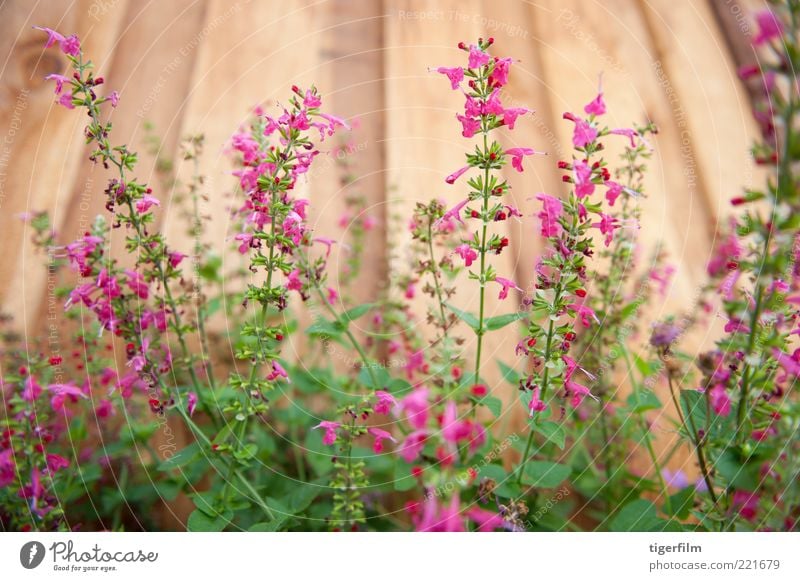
[0,8,797,532]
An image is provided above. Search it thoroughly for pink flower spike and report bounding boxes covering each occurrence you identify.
[313,421,340,446]
[454,243,478,267]
[435,66,464,89]
[495,276,521,300]
[445,165,470,185]
[506,147,539,173]
[187,392,198,417]
[368,428,396,453]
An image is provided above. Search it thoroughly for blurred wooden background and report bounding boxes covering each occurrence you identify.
[0,0,769,499]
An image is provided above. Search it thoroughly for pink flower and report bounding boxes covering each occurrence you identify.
[374,390,397,415]
[753,10,783,45]
[267,361,289,382]
[609,128,638,148]
[368,428,396,453]
[573,160,595,198]
[567,303,599,327]
[187,392,198,417]
[399,430,429,462]
[286,268,303,292]
[454,243,478,267]
[594,212,618,247]
[399,386,429,428]
[563,112,597,148]
[47,383,87,411]
[707,226,742,276]
[709,384,731,416]
[135,194,160,214]
[506,147,539,172]
[441,401,471,443]
[109,91,120,107]
[436,198,469,226]
[234,232,254,254]
[22,376,43,401]
[772,348,800,378]
[314,420,340,446]
[483,89,504,116]
[467,507,505,531]
[412,494,465,532]
[468,44,490,68]
[327,287,339,304]
[488,57,513,87]
[563,356,596,407]
[528,387,546,416]
[495,276,521,300]
[313,237,336,257]
[435,66,464,89]
[303,89,322,108]
[34,26,80,56]
[536,193,563,237]
[58,93,75,109]
[502,107,530,130]
[34,26,65,49]
[168,251,187,268]
[44,73,70,94]
[445,165,470,185]
[125,269,149,299]
[404,281,415,299]
[731,490,759,521]
[456,113,481,138]
[584,91,606,116]
[604,180,623,206]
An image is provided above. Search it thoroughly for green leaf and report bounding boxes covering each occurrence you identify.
[306,318,345,339]
[627,389,662,413]
[497,360,522,385]
[284,480,324,513]
[340,303,374,323]
[521,461,570,488]
[158,442,201,472]
[445,303,479,331]
[634,354,659,378]
[531,420,566,450]
[609,499,680,532]
[187,508,232,531]
[667,487,695,520]
[679,390,708,434]
[478,395,503,418]
[483,311,527,331]
[393,461,418,492]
